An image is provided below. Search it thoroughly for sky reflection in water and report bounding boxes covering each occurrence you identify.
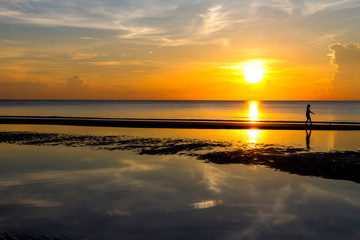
[1,123,360,152]
[0,126,360,239]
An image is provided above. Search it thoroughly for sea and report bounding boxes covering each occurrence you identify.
[1,100,360,122]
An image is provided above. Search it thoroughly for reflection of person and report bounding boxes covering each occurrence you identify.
[305,129,311,149]
[305,104,315,126]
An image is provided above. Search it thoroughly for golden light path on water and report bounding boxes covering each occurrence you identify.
[249,101,259,122]
[247,101,260,143]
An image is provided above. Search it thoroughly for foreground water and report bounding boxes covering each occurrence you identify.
[0,125,360,239]
[1,100,360,122]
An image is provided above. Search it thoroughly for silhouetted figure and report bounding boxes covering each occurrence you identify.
[305,104,315,126]
[305,129,311,149]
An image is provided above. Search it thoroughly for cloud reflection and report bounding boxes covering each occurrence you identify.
[1,142,360,239]
[191,200,223,209]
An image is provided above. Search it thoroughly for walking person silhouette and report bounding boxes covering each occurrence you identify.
[305,104,315,126]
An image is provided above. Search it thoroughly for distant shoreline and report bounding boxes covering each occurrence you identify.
[1,116,360,130]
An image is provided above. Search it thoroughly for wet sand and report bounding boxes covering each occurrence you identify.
[1,116,360,130]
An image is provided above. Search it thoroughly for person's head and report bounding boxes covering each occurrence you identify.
[307,104,310,108]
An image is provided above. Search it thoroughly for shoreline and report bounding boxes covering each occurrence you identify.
[1,116,360,130]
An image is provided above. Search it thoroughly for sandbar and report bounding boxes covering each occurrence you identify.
[1,116,360,130]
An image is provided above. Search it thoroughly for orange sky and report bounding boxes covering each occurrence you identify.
[0,1,360,100]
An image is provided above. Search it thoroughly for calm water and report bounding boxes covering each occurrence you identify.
[0,126,360,239]
[1,100,360,122]
[1,100,360,239]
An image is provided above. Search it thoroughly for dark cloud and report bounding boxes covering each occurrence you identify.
[329,43,360,99]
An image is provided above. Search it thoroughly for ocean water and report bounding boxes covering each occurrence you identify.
[1,100,360,122]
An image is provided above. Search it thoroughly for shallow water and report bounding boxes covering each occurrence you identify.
[1,124,360,152]
[0,126,360,239]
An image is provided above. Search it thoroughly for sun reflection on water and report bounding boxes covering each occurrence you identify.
[247,101,260,143]
[249,101,259,122]
[247,129,260,144]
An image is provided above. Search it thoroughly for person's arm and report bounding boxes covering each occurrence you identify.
[311,110,315,114]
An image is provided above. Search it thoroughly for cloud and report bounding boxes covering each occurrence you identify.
[67,75,84,89]
[329,42,360,99]
[190,200,223,209]
[79,37,100,41]
[0,1,171,33]
[71,53,98,60]
[302,0,360,16]
[87,61,124,66]
[306,33,343,45]
[0,80,49,99]
[0,77,86,99]
[2,0,359,47]
[198,5,231,36]
[0,38,24,45]
[85,60,143,66]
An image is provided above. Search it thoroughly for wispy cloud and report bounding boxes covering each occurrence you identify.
[306,33,344,45]
[71,53,98,60]
[86,60,143,66]
[1,0,360,48]
[302,0,360,16]
[79,37,100,41]
[0,38,24,45]
[198,5,231,36]
[0,1,172,38]
[190,199,223,209]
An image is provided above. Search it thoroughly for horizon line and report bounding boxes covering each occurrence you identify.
[1,99,360,102]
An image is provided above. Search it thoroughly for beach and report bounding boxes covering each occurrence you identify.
[2,1,360,237]
[1,101,360,239]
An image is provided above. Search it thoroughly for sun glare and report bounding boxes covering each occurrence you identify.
[247,129,260,144]
[243,62,264,84]
[249,101,259,122]
[247,101,260,143]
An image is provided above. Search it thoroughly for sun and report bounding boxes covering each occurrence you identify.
[243,62,264,83]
